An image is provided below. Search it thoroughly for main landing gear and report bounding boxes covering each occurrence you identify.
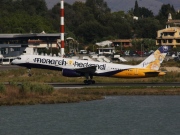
[83,73,95,85]
[84,80,95,85]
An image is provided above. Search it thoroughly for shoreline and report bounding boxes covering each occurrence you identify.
[0,86,180,106]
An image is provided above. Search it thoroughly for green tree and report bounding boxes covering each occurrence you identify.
[133,0,139,17]
[139,7,154,18]
[75,21,108,43]
[85,0,111,24]
[72,2,95,29]
[133,18,163,39]
[133,0,153,18]
[0,0,176,46]
[156,4,176,25]
[142,38,156,50]
[0,0,53,33]
[175,12,180,19]
[16,0,48,16]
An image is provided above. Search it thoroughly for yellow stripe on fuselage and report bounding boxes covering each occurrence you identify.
[112,68,165,78]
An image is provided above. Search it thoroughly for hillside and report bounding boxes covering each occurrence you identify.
[45,0,180,15]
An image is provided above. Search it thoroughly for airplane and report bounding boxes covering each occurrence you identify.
[11,46,170,84]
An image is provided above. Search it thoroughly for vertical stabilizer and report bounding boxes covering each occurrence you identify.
[137,46,170,70]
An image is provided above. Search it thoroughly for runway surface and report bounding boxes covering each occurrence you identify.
[48,82,180,89]
[0,65,20,70]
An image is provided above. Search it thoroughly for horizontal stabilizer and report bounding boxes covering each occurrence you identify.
[145,71,165,77]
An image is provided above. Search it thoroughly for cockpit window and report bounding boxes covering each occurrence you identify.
[17,57,21,60]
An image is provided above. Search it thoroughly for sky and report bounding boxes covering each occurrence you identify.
[45,0,81,9]
[45,0,180,15]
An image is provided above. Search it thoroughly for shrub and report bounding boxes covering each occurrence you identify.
[0,83,5,93]
[19,82,54,95]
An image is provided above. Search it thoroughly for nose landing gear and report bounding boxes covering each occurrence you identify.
[28,68,32,76]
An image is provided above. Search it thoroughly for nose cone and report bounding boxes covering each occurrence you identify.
[11,59,18,65]
[11,60,15,65]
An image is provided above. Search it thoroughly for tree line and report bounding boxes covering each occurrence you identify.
[0,0,180,49]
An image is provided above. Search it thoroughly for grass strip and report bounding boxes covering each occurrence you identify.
[0,84,180,106]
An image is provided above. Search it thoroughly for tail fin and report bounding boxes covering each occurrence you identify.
[137,46,171,70]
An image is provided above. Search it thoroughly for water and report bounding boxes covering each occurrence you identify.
[0,96,180,135]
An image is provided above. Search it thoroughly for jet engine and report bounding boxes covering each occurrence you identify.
[62,69,82,77]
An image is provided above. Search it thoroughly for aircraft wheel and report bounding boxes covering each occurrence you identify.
[92,80,95,84]
[87,80,92,84]
[84,80,95,85]
[84,80,88,85]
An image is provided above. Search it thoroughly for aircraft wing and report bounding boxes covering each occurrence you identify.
[74,66,97,74]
